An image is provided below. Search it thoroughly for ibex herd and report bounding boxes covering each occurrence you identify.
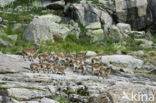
[23,46,112,78]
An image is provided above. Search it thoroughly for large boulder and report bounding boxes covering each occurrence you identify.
[86,22,104,41]
[67,3,112,30]
[23,14,74,43]
[101,55,143,69]
[115,0,151,30]
[0,0,15,8]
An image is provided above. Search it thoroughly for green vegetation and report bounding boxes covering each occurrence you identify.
[0,0,54,24]
[0,28,155,55]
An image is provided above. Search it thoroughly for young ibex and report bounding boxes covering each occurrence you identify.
[30,63,41,73]
[91,57,102,64]
[38,53,52,63]
[41,62,55,73]
[22,44,39,61]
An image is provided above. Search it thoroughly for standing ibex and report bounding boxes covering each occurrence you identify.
[22,44,39,61]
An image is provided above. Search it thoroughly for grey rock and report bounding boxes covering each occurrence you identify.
[46,0,65,10]
[86,51,97,57]
[86,22,101,30]
[128,31,146,38]
[0,54,30,73]
[8,35,17,41]
[68,3,112,30]
[23,14,72,43]
[128,50,144,56]
[109,25,124,39]
[87,29,104,41]
[135,39,153,48]
[40,98,59,103]
[8,88,50,101]
[0,0,15,8]
[11,23,27,32]
[115,0,150,30]
[0,38,11,47]
[101,55,143,69]
[116,23,131,33]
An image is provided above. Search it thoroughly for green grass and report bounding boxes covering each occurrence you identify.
[1,33,155,55]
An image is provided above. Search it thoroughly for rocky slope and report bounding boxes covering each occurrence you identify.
[0,0,156,103]
[0,53,156,103]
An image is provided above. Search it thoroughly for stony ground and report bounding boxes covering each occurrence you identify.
[0,53,156,103]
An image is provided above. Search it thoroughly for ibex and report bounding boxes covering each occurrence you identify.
[38,53,52,63]
[91,57,102,64]
[99,66,112,78]
[91,64,101,75]
[41,62,55,73]
[55,64,68,75]
[22,44,39,61]
[30,63,41,73]
[72,61,82,72]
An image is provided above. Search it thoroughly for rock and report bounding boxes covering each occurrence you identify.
[7,88,50,101]
[89,91,114,103]
[142,64,156,71]
[23,14,72,43]
[116,23,131,33]
[0,38,11,47]
[68,3,112,32]
[128,31,146,38]
[69,94,88,103]
[32,0,52,7]
[86,51,97,57]
[45,0,65,10]
[0,0,15,8]
[0,54,30,73]
[107,82,156,103]
[86,22,101,30]
[87,29,104,41]
[86,22,104,41]
[21,101,39,103]
[40,98,59,103]
[115,0,151,30]
[128,50,144,56]
[135,39,153,48]
[109,25,123,39]
[8,35,18,41]
[69,20,81,37]
[10,23,27,32]
[101,55,143,69]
